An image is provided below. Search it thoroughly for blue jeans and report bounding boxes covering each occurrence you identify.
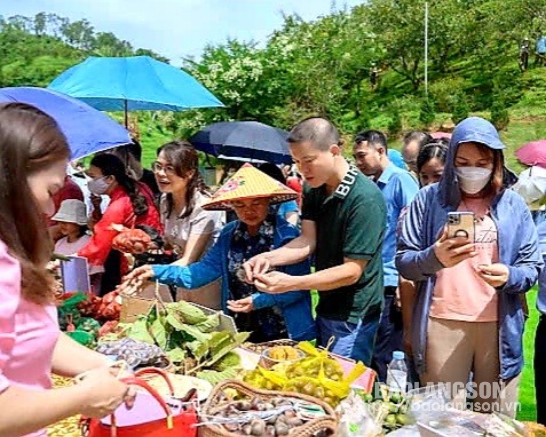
[316,313,380,366]
[372,291,404,382]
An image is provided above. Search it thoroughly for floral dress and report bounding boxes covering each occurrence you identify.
[227,215,288,342]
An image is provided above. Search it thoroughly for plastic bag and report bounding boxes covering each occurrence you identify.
[338,392,384,437]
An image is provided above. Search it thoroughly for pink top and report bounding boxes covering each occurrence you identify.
[0,240,60,436]
[430,206,499,322]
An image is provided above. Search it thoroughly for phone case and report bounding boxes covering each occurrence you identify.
[447,212,475,241]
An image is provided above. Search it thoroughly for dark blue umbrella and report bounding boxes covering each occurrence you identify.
[190,121,292,165]
[0,87,131,160]
[48,56,224,125]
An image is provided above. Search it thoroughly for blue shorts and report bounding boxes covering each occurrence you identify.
[316,313,380,366]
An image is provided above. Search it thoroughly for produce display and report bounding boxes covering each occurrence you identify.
[49,272,546,437]
[47,376,79,437]
[111,224,152,254]
[243,342,365,407]
[356,388,412,432]
[95,337,170,369]
[199,380,337,437]
[105,300,249,385]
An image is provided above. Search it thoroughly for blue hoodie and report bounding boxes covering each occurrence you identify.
[396,117,542,380]
[149,217,316,341]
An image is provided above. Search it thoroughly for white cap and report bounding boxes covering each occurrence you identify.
[52,199,88,225]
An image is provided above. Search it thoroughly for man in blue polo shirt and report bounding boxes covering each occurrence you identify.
[353,130,419,381]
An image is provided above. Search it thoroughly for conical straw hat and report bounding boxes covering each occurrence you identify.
[203,163,298,211]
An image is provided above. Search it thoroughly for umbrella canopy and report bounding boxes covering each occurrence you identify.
[48,56,224,113]
[190,121,292,164]
[0,87,131,160]
[516,140,546,168]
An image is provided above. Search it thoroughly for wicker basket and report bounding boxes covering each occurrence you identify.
[198,379,338,437]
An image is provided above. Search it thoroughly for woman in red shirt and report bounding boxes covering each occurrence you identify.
[78,154,161,293]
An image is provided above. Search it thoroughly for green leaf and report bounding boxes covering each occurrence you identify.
[186,340,210,361]
[166,301,207,325]
[166,347,186,363]
[127,317,155,344]
[150,317,168,349]
[206,332,250,368]
[208,331,231,354]
[194,313,220,333]
[196,368,238,386]
[165,313,210,343]
[211,351,241,372]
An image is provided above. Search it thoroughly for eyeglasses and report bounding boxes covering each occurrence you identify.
[152,161,176,176]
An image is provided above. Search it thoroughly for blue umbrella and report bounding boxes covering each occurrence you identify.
[190,121,292,164]
[48,56,224,125]
[0,87,131,160]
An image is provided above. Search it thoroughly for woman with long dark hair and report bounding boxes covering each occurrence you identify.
[0,103,132,436]
[153,141,224,307]
[78,153,161,292]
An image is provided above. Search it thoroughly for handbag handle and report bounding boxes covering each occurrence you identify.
[134,367,175,396]
[108,376,174,437]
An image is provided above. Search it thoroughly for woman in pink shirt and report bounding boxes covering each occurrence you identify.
[0,103,132,436]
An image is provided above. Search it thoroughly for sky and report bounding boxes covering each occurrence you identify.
[1,0,364,64]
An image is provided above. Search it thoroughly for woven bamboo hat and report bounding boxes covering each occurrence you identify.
[203,163,298,211]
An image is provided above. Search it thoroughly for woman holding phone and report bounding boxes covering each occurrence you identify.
[396,117,541,417]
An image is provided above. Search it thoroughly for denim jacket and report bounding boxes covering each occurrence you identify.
[151,217,316,341]
[395,117,542,380]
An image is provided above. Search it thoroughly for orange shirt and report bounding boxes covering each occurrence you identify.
[430,211,499,322]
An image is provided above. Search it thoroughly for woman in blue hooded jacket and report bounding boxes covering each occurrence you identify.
[125,164,316,343]
[396,117,541,417]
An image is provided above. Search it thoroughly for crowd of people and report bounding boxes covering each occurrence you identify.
[2,99,546,435]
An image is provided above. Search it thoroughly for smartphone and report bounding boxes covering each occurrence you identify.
[447,212,475,241]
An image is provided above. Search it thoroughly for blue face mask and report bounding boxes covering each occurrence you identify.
[455,167,492,195]
[87,176,110,195]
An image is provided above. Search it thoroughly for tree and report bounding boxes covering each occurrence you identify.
[451,93,470,125]
[388,106,403,135]
[419,98,436,128]
[60,19,95,50]
[490,93,510,130]
[33,12,47,36]
[366,0,425,90]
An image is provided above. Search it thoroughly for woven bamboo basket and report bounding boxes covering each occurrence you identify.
[198,379,338,437]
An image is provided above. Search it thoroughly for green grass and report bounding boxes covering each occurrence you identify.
[518,288,538,421]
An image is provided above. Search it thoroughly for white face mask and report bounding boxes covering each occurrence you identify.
[87,176,110,195]
[455,166,492,195]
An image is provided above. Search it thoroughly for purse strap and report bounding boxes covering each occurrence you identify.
[133,367,175,396]
[108,376,174,437]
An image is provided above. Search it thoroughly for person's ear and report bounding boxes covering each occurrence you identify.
[186,169,196,180]
[329,143,341,156]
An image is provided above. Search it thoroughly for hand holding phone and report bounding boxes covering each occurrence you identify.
[434,222,477,268]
